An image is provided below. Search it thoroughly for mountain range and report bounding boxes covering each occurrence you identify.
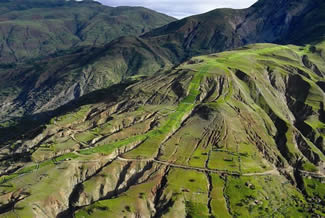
[0,0,325,217]
[0,0,175,63]
[1,0,325,123]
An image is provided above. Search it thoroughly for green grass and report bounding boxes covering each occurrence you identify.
[238,143,273,174]
[78,135,147,155]
[208,151,239,172]
[77,68,205,159]
[75,131,98,144]
[188,148,210,168]
[75,167,163,218]
[50,105,91,126]
[226,175,308,217]
[124,66,208,158]
[0,153,79,185]
[2,42,325,217]
[304,177,325,202]
[164,168,210,218]
[210,174,231,218]
[302,162,318,172]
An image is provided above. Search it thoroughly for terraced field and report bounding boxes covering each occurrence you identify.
[0,43,325,217]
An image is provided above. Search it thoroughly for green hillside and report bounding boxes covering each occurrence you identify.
[1,1,325,216]
[1,0,325,123]
[0,42,324,217]
[0,0,176,63]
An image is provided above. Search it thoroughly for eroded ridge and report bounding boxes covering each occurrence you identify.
[1,43,325,217]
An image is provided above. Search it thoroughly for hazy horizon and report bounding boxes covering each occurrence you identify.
[97,0,258,19]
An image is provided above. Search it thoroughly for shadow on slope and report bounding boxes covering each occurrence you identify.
[0,81,135,145]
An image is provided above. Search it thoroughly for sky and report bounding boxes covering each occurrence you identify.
[97,0,258,19]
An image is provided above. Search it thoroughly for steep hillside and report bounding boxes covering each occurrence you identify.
[142,0,323,56]
[1,0,325,122]
[0,37,175,122]
[0,0,176,63]
[0,43,325,217]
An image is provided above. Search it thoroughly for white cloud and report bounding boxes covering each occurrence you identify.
[97,0,258,19]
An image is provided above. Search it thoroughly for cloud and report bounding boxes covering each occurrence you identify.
[97,0,258,19]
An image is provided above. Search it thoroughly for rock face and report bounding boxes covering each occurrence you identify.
[0,43,325,217]
[1,0,325,122]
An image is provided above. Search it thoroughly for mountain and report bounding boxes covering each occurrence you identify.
[1,41,325,217]
[142,0,317,54]
[1,0,325,123]
[0,0,325,217]
[0,0,176,63]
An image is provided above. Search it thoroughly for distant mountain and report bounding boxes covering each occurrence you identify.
[1,0,325,122]
[142,0,323,56]
[0,0,176,63]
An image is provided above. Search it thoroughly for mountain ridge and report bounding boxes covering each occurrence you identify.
[0,0,176,63]
[0,0,325,217]
[1,0,324,122]
[1,42,325,217]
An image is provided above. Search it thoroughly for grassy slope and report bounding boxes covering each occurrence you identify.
[0,0,176,120]
[0,0,176,64]
[0,42,325,217]
[2,0,325,122]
